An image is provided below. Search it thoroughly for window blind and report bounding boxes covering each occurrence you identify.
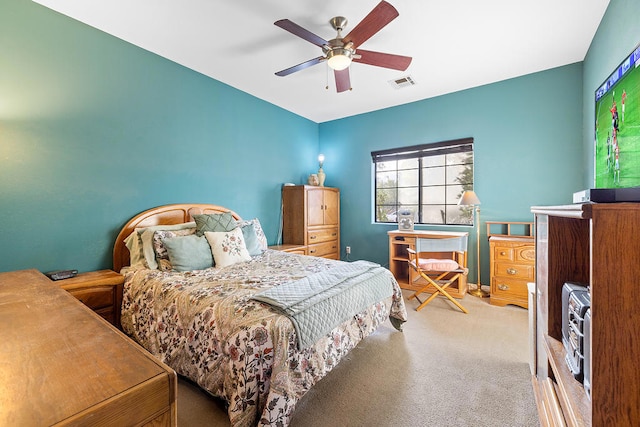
[371,137,473,163]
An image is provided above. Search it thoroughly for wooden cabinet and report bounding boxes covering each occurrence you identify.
[388,230,468,298]
[531,203,640,426]
[0,269,177,426]
[489,236,534,308]
[55,269,124,328]
[282,185,340,259]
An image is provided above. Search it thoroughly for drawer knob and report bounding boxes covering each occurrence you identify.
[498,284,510,291]
[500,251,507,256]
[309,249,316,254]
[506,268,518,275]
[310,235,317,240]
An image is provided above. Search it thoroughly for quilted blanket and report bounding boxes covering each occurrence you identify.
[252,260,401,349]
[120,250,406,427]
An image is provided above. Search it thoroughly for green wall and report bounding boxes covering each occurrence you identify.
[0,0,318,273]
[320,64,584,284]
[582,0,640,187]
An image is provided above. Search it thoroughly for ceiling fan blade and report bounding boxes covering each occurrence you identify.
[274,19,328,47]
[275,56,325,76]
[342,1,399,48]
[335,68,351,93]
[353,49,412,71]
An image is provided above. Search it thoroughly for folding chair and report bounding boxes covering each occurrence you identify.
[407,235,469,313]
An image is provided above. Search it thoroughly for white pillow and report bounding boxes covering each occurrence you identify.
[204,228,251,268]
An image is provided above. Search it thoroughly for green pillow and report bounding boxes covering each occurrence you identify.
[162,235,214,271]
[194,212,237,236]
[241,223,263,256]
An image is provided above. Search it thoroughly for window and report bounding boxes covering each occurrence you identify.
[372,138,474,226]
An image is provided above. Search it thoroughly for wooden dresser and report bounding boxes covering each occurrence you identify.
[282,185,340,259]
[486,222,534,309]
[388,229,468,297]
[0,269,177,426]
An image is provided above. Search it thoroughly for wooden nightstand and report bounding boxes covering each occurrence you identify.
[268,244,307,255]
[55,269,124,328]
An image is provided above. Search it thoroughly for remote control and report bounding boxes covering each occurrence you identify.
[45,269,78,281]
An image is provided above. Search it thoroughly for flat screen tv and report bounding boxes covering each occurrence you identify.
[594,43,640,188]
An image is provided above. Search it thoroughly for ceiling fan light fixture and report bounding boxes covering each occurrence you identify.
[327,48,352,70]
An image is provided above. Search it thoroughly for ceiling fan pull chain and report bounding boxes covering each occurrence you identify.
[325,63,329,90]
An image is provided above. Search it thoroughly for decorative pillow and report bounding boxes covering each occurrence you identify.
[194,212,237,236]
[139,222,196,270]
[241,222,263,256]
[204,228,251,268]
[125,222,196,269]
[153,228,197,271]
[162,235,214,272]
[238,218,268,250]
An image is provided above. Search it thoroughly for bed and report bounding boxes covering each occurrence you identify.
[113,204,407,426]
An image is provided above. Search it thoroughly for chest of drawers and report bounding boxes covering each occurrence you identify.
[282,185,340,259]
[489,236,535,308]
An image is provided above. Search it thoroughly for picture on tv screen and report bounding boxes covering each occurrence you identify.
[595,43,640,189]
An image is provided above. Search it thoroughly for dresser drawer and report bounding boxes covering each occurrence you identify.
[493,244,535,263]
[494,262,534,281]
[494,246,515,262]
[491,278,529,301]
[307,240,339,258]
[67,286,115,311]
[308,227,339,244]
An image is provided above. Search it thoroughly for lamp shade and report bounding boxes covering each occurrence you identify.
[327,49,352,70]
[458,190,481,206]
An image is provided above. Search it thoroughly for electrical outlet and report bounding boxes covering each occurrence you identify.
[346,246,351,254]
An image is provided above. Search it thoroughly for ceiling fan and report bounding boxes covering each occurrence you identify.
[274,1,412,93]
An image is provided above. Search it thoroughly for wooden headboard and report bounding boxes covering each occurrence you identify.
[112,203,242,272]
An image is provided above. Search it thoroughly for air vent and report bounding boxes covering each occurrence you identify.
[389,76,416,89]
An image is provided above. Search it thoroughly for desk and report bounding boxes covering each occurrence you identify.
[0,269,177,426]
[388,230,469,298]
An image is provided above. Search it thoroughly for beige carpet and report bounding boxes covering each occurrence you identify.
[177,290,539,426]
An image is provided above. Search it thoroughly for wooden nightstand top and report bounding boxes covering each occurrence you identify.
[55,269,124,290]
[269,244,306,253]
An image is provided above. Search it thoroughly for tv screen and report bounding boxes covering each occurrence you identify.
[594,43,640,188]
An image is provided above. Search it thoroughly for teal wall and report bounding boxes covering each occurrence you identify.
[0,0,318,273]
[320,65,584,284]
[582,0,640,187]
[5,0,632,284]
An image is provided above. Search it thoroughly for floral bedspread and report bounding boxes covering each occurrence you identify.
[121,250,407,427]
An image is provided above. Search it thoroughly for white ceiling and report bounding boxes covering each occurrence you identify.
[34,0,610,123]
